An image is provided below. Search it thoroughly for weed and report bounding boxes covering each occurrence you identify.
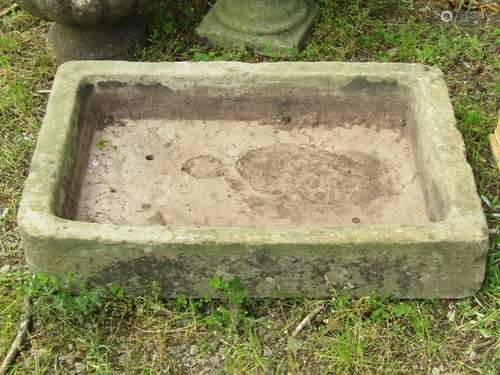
[207,276,251,331]
[95,138,110,152]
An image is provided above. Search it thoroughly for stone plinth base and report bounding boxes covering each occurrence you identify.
[47,16,146,64]
[196,0,319,56]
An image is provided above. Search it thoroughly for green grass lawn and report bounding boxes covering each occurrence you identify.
[1,0,499,373]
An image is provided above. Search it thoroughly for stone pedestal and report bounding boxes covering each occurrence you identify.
[196,0,319,56]
[18,0,147,64]
[47,16,146,64]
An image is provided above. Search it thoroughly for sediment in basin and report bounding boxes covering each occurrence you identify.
[75,108,429,228]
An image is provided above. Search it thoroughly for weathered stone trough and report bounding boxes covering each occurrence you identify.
[18,62,488,298]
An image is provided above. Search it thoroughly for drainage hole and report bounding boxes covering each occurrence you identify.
[145,154,154,161]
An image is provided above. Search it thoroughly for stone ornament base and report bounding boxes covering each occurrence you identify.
[196,0,319,56]
[47,16,146,64]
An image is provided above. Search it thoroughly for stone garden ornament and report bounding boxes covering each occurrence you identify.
[196,0,320,55]
[18,0,148,64]
[19,0,319,62]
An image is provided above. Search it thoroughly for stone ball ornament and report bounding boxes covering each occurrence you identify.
[18,0,148,63]
[17,0,141,25]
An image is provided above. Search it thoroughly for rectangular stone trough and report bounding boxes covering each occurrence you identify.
[18,62,488,298]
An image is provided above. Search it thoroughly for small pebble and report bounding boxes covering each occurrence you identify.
[75,362,85,374]
[263,348,273,357]
[37,348,48,358]
[60,352,76,366]
[157,307,173,318]
[189,344,199,356]
[446,309,455,322]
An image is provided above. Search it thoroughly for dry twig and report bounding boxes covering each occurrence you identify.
[0,4,20,17]
[0,298,31,375]
[292,304,325,337]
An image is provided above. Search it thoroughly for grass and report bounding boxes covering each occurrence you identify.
[0,0,499,373]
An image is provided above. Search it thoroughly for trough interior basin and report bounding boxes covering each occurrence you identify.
[67,78,431,228]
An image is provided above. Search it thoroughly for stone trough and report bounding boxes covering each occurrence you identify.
[18,62,488,298]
